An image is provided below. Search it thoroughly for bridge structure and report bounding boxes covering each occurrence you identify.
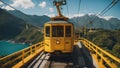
[0,38,120,68]
[0,0,120,68]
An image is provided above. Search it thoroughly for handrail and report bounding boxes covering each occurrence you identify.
[89,41,120,63]
[0,41,44,68]
[80,38,120,68]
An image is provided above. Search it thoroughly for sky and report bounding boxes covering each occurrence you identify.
[0,0,120,19]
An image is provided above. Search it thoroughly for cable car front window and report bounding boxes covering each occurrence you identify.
[52,26,64,37]
[66,26,71,37]
[46,26,50,37]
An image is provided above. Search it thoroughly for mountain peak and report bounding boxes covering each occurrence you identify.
[70,14,120,30]
[8,10,50,27]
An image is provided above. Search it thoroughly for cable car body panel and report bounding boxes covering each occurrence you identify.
[44,21,74,53]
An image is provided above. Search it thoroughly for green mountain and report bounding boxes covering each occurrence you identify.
[0,9,43,43]
[13,25,43,44]
[8,11,120,30]
[86,29,120,58]
[8,10,50,27]
[71,14,120,30]
[0,9,26,40]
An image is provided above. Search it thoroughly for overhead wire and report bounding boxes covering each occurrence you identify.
[0,4,2,8]
[98,0,120,16]
[77,0,81,15]
[77,0,82,24]
[0,0,18,11]
[0,1,2,7]
[100,0,120,16]
[49,0,53,8]
[48,0,54,17]
[92,0,120,22]
[97,0,115,16]
[66,0,69,17]
[89,0,120,29]
[0,0,30,23]
[1,0,119,19]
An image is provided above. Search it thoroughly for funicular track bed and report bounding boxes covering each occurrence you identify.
[43,53,73,68]
[27,45,95,68]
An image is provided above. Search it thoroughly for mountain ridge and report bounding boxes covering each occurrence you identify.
[8,10,50,27]
[8,10,120,30]
[70,14,120,30]
[0,9,26,40]
[0,8,43,43]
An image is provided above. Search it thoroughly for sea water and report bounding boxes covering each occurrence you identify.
[0,41,29,56]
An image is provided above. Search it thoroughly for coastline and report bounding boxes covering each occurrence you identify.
[0,40,29,56]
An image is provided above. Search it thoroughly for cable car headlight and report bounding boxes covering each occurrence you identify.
[56,40,60,44]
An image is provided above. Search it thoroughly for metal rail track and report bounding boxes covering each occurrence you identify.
[27,43,96,68]
[27,51,74,68]
[27,51,50,68]
[43,54,74,68]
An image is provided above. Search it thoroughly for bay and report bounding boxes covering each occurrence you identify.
[0,41,29,56]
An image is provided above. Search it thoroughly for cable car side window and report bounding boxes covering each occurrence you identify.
[52,26,64,37]
[46,26,50,37]
[66,26,71,37]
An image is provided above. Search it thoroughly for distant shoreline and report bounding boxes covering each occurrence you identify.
[0,40,31,45]
[0,41,29,56]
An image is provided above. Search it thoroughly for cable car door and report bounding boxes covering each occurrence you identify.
[51,26,64,51]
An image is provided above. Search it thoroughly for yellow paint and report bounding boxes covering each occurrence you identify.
[80,38,120,68]
[44,23,74,53]
[0,42,44,68]
[12,46,44,68]
[1,37,119,68]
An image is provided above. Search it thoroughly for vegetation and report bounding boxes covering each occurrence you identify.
[9,10,50,27]
[86,29,120,58]
[0,8,43,44]
[13,25,43,44]
[0,9,26,40]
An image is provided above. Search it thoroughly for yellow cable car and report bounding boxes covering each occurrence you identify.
[44,21,74,53]
[44,0,74,53]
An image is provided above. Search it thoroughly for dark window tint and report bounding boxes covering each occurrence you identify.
[66,26,71,37]
[45,26,50,37]
[52,26,64,37]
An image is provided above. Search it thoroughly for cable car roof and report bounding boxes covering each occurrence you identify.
[46,21,69,24]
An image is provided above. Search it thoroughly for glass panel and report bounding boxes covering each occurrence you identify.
[52,26,64,37]
[66,26,71,37]
[45,26,50,37]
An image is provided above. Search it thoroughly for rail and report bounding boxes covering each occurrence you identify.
[1,39,120,68]
[80,38,120,68]
[0,41,44,68]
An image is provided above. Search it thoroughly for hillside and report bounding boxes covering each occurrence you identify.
[71,14,120,30]
[0,9,26,40]
[86,29,120,58]
[8,10,50,27]
[0,8,43,43]
[8,10,120,30]
[13,25,43,44]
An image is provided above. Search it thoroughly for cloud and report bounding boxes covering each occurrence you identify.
[68,13,114,20]
[99,16,114,20]
[67,14,85,18]
[49,7,54,12]
[44,14,55,17]
[11,0,35,9]
[2,6,14,10]
[39,1,46,8]
[0,1,3,5]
